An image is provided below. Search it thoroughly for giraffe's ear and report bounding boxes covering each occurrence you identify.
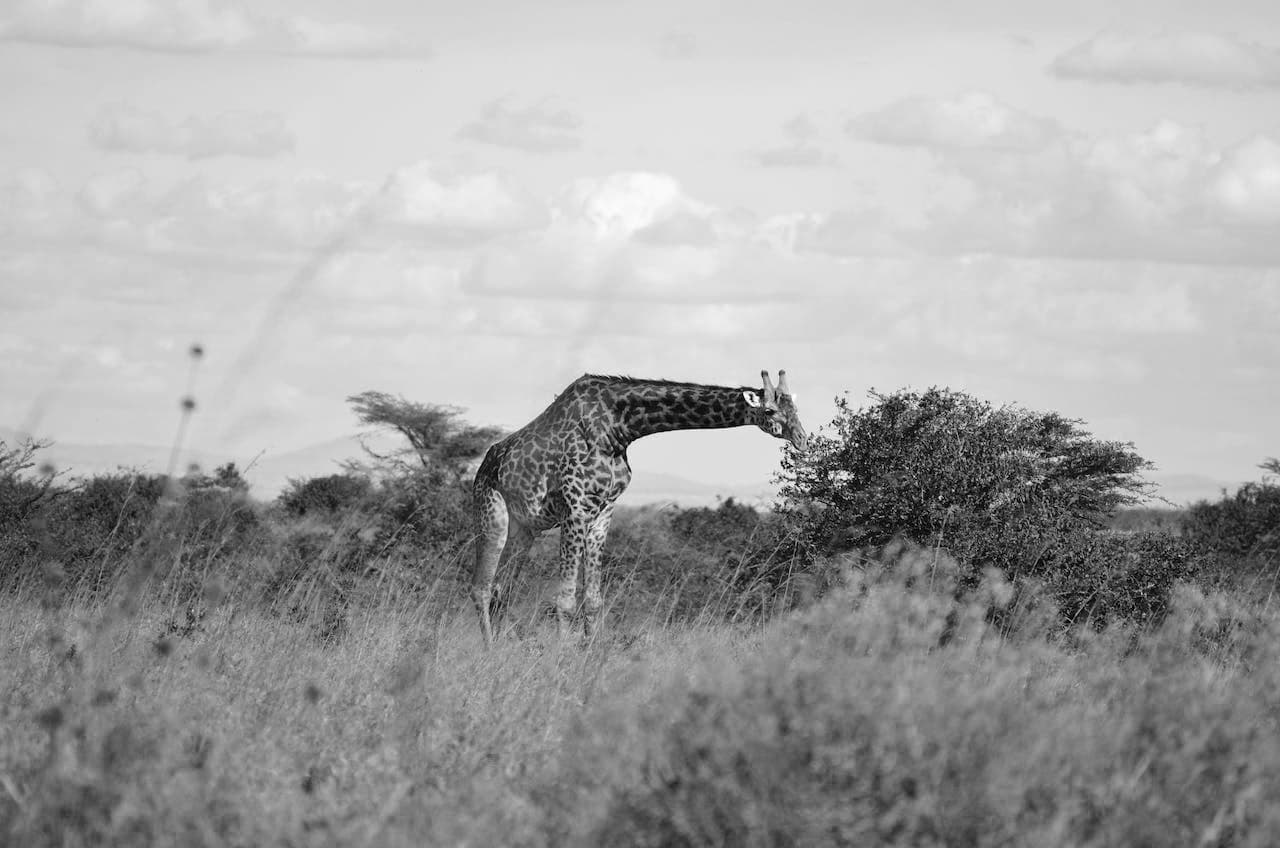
[742,390,762,407]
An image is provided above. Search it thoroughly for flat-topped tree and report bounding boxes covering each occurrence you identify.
[346,390,503,479]
[471,370,808,644]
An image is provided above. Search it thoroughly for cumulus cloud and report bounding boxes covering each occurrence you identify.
[0,0,428,58]
[913,120,1280,264]
[1205,135,1280,226]
[371,161,548,244]
[1050,31,1280,90]
[457,98,583,153]
[462,171,823,306]
[835,95,1280,264]
[88,105,295,159]
[556,172,708,238]
[785,209,904,257]
[1,160,545,258]
[847,92,1063,152]
[632,210,719,247]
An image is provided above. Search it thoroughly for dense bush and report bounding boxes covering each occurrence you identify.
[781,388,1154,554]
[537,550,1280,848]
[0,438,61,527]
[670,497,761,546]
[0,468,170,594]
[1183,460,1280,561]
[45,472,168,566]
[1041,530,1203,628]
[279,473,374,517]
[595,500,817,626]
[777,388,1191,627]
[375,465,472,552]
[41,471,260,603]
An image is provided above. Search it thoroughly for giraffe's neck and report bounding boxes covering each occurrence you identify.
[605,381,755,447]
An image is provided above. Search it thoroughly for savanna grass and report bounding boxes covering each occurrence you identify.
[5,540,1280,847]
[0,562,745,847]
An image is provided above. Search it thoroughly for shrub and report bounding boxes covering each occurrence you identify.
[0,438,61,527]
[264,465,472,621]
[593,501,815,626]
[0,471,168,594]
[0,462,268,606]
[670,497,761,547]
[781,388,1154,556]
[540,550,1280,847]
[375,465,472,552]
[279,473,374,517]
[1183,461,1280,561]
[778,388,1172,625]
[1041,530,1204,628]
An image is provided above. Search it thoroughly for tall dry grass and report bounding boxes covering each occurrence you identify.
[4,541,1280,846]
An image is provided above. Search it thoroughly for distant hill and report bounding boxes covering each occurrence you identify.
[1142,471,1235,507]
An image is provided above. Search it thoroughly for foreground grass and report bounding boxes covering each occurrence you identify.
[0,584,750,847]
[4,555,1280,846]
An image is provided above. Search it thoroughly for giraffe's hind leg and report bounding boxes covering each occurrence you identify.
[471,485,508,646]
[490,521,535,626]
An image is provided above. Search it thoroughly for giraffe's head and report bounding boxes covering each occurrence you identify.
[744,369,808,452]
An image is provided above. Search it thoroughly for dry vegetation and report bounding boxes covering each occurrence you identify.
[3,537,1280,846]
[3,387,1279,846]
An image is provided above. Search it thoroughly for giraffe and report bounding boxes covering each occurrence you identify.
[470,369,808,644]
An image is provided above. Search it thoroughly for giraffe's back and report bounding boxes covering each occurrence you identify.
[473,377,629,530]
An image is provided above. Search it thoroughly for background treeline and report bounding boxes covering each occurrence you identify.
[1,386,1276,635]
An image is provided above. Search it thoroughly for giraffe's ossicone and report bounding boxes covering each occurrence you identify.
[470,370,807,644]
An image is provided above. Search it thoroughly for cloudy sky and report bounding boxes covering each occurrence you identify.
[2,0,1279,502]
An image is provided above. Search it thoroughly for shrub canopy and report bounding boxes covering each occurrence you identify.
[777,388,1185,625]
[780,387,1155,556]
[1183,458,1280,562]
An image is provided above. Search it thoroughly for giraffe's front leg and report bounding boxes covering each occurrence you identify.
[581,504,615,641]
[556,520,587,639]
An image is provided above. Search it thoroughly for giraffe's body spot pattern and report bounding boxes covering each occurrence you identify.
[469,372,806,644]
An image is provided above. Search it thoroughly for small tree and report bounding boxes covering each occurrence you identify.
[345,391,503,480]
[212,462,250,492]
[779,388,1185,624]
[342,391,505,555]
[781,388,1155,559]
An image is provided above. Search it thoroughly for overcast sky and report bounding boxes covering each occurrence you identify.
[2,0,1278,500]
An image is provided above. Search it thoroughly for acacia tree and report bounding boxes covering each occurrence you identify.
[343,391,505,550]
[777,388,1188,620]
[345,391,503,481]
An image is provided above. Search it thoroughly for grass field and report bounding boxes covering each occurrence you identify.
[4,545,1280,847]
